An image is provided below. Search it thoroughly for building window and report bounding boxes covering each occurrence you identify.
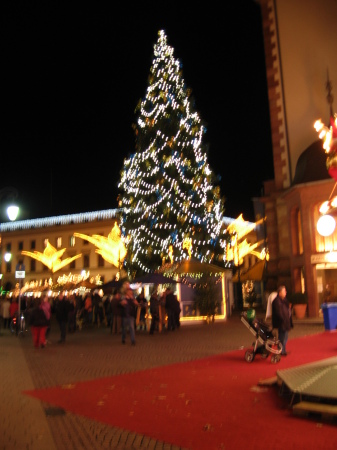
[70,258,76,269]
[6,243,11,252]
[31,240,36,250]
[18,241,24,251]
[98,254,104,267]
[291,207,304,256]
[69,236,76,247]
[30,259,36,272]
[83,254,90,268]
[297,210,303,255]
[6,261,11,273]
[43,238,49,248]
[56,237,62,248]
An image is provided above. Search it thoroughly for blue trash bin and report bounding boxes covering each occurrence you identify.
[321,303,337,331]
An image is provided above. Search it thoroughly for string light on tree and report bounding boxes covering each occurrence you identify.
[118,30,224,276]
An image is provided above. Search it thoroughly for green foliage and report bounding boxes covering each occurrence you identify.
[288,292,308,305]
[193,276,221,318]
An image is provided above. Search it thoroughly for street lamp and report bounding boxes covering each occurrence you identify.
[0,187,20,295]
[0,187,19,222]
[7,205,19,221]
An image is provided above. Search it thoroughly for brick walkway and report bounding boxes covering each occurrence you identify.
[0,312,325,450]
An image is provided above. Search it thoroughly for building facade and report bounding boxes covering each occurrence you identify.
[1,209,241,320]
[0,209,122,292]
[257,0,337,317]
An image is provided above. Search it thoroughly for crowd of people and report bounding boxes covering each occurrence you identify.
[0,281,182,347]
[1,282,295,355]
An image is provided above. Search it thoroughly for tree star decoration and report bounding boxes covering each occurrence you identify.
[22,242,82,273]
[74,223,127,268]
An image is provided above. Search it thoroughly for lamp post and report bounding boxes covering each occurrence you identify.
[0,187,20,296]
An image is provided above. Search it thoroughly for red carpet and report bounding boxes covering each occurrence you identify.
[24,332,337,450]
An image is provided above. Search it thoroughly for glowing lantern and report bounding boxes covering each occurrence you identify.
[317,215,336,237]
[314,114,337,181]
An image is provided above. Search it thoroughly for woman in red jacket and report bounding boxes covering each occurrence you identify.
[29,298,49,349]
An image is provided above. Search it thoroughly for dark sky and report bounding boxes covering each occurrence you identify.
[2,1,274,223]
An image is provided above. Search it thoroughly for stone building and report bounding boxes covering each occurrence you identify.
[256,0,337,317]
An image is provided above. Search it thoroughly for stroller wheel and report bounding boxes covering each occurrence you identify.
[245,350,254,363]
[270,354,281,364]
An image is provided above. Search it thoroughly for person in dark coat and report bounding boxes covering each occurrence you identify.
[29,298,49,348]
[111,289,122,334]
[164,287,176,331]
[149,288,161,335]
[119,285,139,345]
[136,289,148,330]
[55,292,70,343]
[173,293,181,329]
[272,285,293,356]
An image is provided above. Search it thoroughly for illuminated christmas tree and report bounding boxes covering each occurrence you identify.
[118,30,225,276]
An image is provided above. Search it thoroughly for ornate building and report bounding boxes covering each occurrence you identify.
[256,0,337,317]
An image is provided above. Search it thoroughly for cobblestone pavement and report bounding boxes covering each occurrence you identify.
[0,312,325,450]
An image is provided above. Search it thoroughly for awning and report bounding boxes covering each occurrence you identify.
[171,260,227,276]
[232,260,265,282]
[132,273,177,285]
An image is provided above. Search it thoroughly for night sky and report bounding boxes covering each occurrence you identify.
[2,1,274,223]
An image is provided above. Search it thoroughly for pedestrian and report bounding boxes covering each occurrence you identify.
[40,293,52,344]
[67,294,77,333]
[84,293,93,325]
[149,287,161,335]
[111,289,122,334]
[164,287,176,331]
[173,292,181,329]
[119,283,139,345]
[29,298,49,348]
[272,285,293,356]
[103,294,112,328]
[55,292,70,343]
[136,289,148,330]
[9,297,19,323]
[2,296,11,329]
[265,291,277,320]
[93,290,105,327]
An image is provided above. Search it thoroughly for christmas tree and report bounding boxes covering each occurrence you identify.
[118,30,225,277]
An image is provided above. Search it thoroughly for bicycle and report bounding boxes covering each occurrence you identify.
[10,311,27,337]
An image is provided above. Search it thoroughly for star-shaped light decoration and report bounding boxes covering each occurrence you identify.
[22,242,82,273]
[74,222,127,268]
[225,215,268,265]
[183,237,192,259]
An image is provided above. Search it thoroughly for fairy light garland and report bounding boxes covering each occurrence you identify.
[118,30,224,274]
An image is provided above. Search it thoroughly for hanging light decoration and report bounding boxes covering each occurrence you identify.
[314,114,337,181]
[317,214,336,237]
[314,74,337,236]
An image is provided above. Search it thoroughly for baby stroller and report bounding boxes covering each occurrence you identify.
[241,310,283,364]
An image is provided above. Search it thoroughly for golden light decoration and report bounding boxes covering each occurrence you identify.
[168,244,174,263]
[314,114,337,154]
[74,222,127,268]
[226,215,266,265]
[183,237,192,259]
[315,113,337,219]
[22,242,82,273]
[226,214,257,241]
